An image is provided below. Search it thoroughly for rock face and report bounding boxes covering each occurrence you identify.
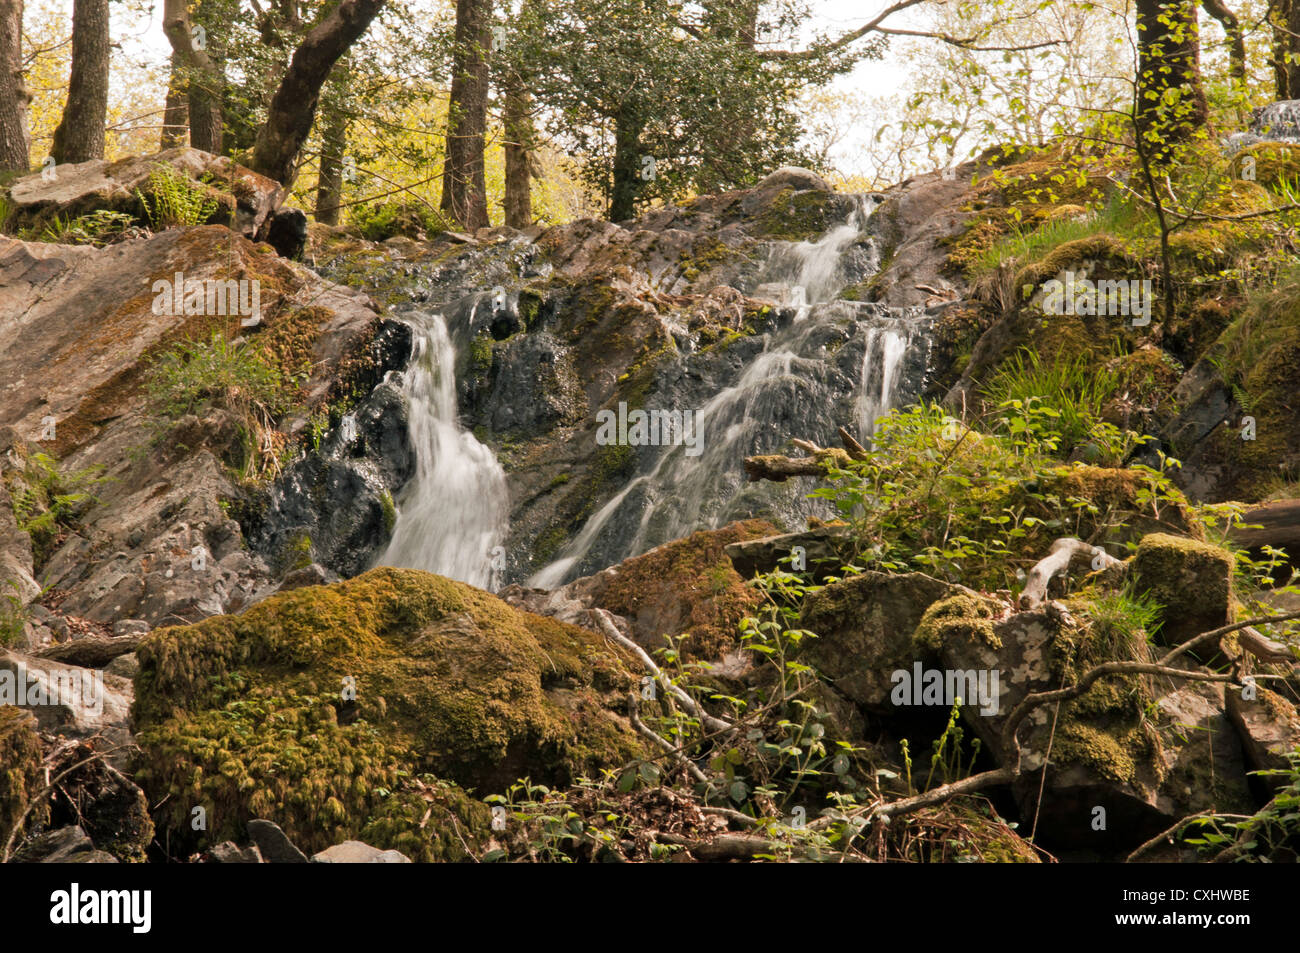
[131,567,642,861]
[3,148,283,241]
[0,226,408,628]
[1226,686,1300,794]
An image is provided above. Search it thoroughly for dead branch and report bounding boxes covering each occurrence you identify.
[594,609,731,733]
[1020,538,1123,609]
[35,635,141,668]
[627,693,709,784]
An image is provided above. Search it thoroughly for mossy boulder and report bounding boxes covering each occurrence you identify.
[1225,684,1300,795]
[593,519,779,662]
[0,707,46,850]
[1130,533,1234,647]
[800,571,972,714]
[132,567,643,859]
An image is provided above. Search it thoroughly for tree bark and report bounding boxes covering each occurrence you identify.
[250,0,385,187]
[162,0,225,154]
[440,0,490,230]
[314,63,349,225]
[160,49,189,148]
[0,0,30,171]
[1228,499,1300,558]
[51,0,111,163]
[1135,0,1209,153]
[502,83,533,227]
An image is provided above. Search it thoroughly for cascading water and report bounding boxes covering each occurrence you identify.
[529,195,928,588]
[376,306,509,589]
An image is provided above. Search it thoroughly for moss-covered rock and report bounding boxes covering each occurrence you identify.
[800,571,972,713]
[132,567,643,859]
[1130,533,1234,646]
[595,519,778,662]
[0,707,46,851]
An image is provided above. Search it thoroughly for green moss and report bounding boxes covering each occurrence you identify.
[1130,533,1233,644]
[380,490,397,535]
[132,567,643,858]
[0,708,46,850]
[1014,234,1135,289]
[756,188,836,241]
[1231,142,1300,188]
[914,594,1003,652]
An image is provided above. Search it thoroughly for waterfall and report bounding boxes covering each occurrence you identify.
[376,307,509,589]
[528,195,927,587]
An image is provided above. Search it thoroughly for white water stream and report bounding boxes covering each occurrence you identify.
[376,307,509,589]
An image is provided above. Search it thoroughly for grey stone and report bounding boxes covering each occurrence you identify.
[311,841,412,863]
[247,819,309,863]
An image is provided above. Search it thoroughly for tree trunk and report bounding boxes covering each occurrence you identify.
[314,64,349,225]
[440,0,490,230]
[1271,3,1290,98]
[609,105,642,222]
[162,0,224,154]
[502,84,533,227]
[1135,0,1209,154]
[51,0,111,163]
[1288,0,1300,99]
[250,0,386,187]
[0,0,30,172]
[160,49,189,148]
[1200,0,1244,84]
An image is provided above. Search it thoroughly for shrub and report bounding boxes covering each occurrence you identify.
[135,164,220,230]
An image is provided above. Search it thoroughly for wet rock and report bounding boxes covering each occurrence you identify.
[311,841,412,863]
[267,207,308,260]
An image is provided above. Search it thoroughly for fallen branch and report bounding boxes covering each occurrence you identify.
[626,693,709,784]
[35,635,141,668]
[1020,538,1122,609]
[593,609,731,733]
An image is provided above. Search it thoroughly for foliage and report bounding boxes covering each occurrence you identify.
[4,449,109,570]
[37,209,140,246]
[0,580,29,648]
[135,164,220,230]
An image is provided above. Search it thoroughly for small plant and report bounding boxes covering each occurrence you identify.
[5,449,109,569]
[38,209,140,246]
[1083,585,1164,660]
[0,579,29,647]
[135,164,220,230]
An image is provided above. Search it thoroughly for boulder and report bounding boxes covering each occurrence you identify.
[13,826,118,863]
[1130,533,1234,647]
[3,147,282,240]
[800,571,974,714]
[132,567,642,861]
[247,819,309,863]
[723,524,853,581]
[311,840,412,863]
[0,649,132,737]
[207,841,264,863]
[1225,685,1300,794]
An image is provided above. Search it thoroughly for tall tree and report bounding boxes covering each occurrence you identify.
[51,0,111,163]
[314,59,350,225]
[250,0,385,185]
[441,0,490,229]
[162,0,226,153]
[1134,0,1208,154]
[501,83,534,227]
[0,0,30,171]
[160,49,190,148]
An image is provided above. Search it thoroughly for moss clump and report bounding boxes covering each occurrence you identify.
[0,708,46,850]
[379,490,397,535]
[1014,234,1136,289]
[598,519,778,661]
[914,594,1004,652]
[756,187,836,241]
[133,567,642,857]
[1231,142,1300,188]
[677,236,738,284]
[1130,533,1233,645]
